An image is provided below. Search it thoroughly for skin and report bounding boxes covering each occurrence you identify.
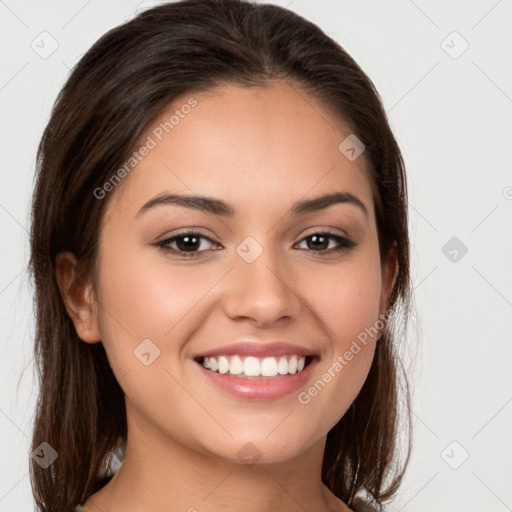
[57,80,397,512]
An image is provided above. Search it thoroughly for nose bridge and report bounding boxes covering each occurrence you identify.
[222,235,301,324]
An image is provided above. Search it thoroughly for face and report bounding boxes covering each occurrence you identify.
[73,81,396,465]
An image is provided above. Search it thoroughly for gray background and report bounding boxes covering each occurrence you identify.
[1,1,511,510]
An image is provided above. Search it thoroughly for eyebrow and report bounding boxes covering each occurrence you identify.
[136,191,368,218]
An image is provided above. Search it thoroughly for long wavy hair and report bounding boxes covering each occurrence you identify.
[28,1,412,510]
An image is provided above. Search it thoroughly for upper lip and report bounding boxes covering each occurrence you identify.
[192,341,319,360]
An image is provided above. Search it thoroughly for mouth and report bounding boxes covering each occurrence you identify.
[192,341,320,400]
[193,354,316,379]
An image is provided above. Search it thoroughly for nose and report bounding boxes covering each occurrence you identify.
[222,241,302,327]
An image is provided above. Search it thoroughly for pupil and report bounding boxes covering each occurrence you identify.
[178,235,199,251]
[310,234,328,250]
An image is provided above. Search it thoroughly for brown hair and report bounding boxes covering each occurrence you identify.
[28,1,412,510]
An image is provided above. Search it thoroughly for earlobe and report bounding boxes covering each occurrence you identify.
[55,251,102,343]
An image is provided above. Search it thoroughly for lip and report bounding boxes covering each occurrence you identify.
[192,341,318,359]
[196,357,319,401]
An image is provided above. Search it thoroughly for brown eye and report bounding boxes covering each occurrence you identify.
[297,232,356,253]
[156,232,220,257]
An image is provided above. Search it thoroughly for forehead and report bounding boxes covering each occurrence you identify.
[104,81,374,223]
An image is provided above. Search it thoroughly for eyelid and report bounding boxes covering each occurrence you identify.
[294,231,356,251]
[155,229,221,249]
[299,225,351,240]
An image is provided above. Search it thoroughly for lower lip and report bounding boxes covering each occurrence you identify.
[196,359,318,400]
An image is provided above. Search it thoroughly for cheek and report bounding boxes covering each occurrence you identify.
[307,251,383,347]
[97,245,215,340]
[93,240,226,388]
[296,252,382,426]
[92,247,215,441]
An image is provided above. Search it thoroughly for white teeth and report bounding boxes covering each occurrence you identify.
[218,356,230,374]
[277,357,288,375]
[261,357,278,377]
[243,356,260,376]
[288,355,298,374]
[209,357,218,371]
[229,355,243,375]
[201,355,308,377]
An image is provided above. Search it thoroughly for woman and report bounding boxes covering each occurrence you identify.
[29,1,412,511]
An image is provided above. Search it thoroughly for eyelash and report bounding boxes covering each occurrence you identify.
[155,230,356,258]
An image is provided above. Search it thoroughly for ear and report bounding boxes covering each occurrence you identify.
[55,251,102,343]
[378,242,398,332]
